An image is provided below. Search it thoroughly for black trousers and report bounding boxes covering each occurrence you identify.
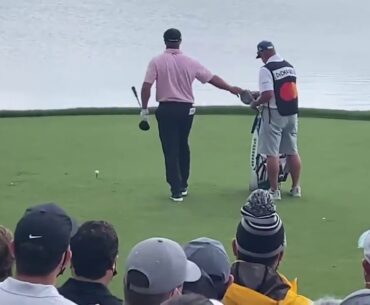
[155,102,194,194]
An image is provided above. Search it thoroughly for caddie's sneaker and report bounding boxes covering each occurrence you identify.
[269,189,281,201]
[170,193,183,202]
[181,188,188,197]
[289,186,302,198]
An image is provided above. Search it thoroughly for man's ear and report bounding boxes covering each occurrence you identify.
[57,248,72,277]
[60,248,72,271]
[232,238,238,257]
[274,251,284,270]
[9,241,15,257]
[278,251,284,263]
[363,259,370,274]
[227,274,234,288]
[65,248,72,267]
[112,256,118,276]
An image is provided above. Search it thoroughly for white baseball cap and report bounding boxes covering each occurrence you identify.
[358,230,370,263]
[341,289,370,305]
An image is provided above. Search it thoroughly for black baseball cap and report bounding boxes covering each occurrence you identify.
[256,40,275,58]
[14,203,78,255]
[163,28,182,42]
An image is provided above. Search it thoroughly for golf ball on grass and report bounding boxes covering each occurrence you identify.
[94,170,100,178]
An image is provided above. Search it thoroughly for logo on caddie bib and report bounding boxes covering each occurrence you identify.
[280,82,298,102]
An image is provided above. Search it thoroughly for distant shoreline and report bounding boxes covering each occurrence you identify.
[0,106,369,121]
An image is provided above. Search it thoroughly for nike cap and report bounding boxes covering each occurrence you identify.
[14,203,78,255]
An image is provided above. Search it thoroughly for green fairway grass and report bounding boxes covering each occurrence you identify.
[0,114,369,300]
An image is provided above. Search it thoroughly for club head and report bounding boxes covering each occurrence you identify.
[139,120,150,131]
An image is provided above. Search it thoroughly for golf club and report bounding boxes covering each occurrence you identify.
[131,86,150,131]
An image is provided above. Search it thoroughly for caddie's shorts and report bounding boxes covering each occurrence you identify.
[258,108,298,156]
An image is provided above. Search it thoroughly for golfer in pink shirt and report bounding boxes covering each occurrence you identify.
[141,28,242,202]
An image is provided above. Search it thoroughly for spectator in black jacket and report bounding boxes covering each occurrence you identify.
[59,220,121,305]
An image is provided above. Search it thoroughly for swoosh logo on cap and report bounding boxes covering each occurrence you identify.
[29,234,42,239]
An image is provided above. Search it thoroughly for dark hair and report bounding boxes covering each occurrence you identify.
[162,293,212,305]
[0,226,14,281]
[236,252,279,267]
[124,270,171,305]
[15,242,65,276]
[71,221,118,280]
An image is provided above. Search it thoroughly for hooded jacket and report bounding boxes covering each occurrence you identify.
[223,261,311,305]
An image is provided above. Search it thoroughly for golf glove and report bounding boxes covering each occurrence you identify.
[251,91,260,99]
[240,90,256,105]
[140,109,149,121]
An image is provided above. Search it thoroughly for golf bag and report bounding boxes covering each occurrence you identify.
[249,112,289,191]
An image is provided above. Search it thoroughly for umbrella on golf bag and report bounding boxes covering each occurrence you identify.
[249,111,289,191]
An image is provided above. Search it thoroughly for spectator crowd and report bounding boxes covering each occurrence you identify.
[0,189,369,305]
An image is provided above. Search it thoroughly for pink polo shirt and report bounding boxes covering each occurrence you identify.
[144,49,214,103]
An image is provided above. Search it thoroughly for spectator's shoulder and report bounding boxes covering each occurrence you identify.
[105,293,123,305]
[111,296,124,305]
[59,295,79,305]
[282,276,312,305]
[296,294,313,305]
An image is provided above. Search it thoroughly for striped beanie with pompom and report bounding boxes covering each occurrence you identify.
[236,189,286,259]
